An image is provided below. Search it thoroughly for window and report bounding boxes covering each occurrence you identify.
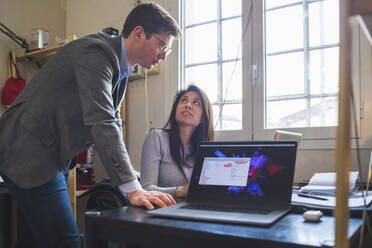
[264,0,339,129]
[253,0,347,142]
[180,0,358,146]
[180,0,243,131]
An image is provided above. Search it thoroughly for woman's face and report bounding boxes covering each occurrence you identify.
[175,91,203,129]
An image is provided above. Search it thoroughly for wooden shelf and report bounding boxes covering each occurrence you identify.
[16,44,65,66]
[76,189,88,197]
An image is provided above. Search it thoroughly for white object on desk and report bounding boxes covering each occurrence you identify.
[300,171,359,193]
[303,210,323,222]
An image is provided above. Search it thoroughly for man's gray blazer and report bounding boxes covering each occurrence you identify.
[0,32,138,188]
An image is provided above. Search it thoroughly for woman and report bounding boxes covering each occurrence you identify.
[141,85,215,198]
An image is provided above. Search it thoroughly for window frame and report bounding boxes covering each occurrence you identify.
[180,0,248,138]
[179,0,361,149]
[252,0,360,149]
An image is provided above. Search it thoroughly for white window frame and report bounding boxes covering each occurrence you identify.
[179,0,252,141]
[179,0,361,149]
[252,0,360,149]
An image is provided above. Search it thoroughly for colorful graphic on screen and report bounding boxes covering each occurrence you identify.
[213,148,285,197]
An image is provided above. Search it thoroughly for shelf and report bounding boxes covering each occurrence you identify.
[16,44,65,66]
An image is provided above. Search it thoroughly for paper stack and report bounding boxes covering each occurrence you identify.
[292,171,372,209]
[300,171,359,194]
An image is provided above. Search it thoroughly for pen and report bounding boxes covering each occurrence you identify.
[297,193,329,201]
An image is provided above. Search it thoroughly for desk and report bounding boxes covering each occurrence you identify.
[85,206,366,248]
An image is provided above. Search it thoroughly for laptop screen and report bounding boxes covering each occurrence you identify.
[188,141,297,208]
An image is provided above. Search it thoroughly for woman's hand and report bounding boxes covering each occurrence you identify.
[175,184,189,198]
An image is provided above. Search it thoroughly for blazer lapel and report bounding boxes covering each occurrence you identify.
[107,35,126,109]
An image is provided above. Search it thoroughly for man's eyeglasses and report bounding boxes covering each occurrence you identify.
[154,35,172,56]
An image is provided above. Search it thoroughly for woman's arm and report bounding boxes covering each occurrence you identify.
[140,130,178,196]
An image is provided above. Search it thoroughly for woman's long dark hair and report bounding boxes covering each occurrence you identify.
[164,85,215,166]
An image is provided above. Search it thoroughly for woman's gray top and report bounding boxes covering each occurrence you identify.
[140,129,195,197]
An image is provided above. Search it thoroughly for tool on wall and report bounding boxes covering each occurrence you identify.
[0,22,30,53]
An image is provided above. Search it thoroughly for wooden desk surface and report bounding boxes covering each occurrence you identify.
[85,206,365,248]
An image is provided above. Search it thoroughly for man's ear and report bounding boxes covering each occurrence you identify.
[132,26,145,41]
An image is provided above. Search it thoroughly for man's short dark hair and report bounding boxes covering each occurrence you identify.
[122,2,182,39]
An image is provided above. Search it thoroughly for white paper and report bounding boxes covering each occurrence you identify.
[309,171,358,186]
[300,171,359,193]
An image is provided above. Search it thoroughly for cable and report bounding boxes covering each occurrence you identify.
[0,22,29,53]
[213,2,253,130]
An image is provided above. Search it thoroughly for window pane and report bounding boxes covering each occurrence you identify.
[265,5,303,53]
[222,18,242,60]
[185,64,218,103]
[185,0,217,26]
[185,23,217,64]
[310,97,338,127]
[221,103,242,130]
[222,60,242,101]
[266,0,301,9]
[266,99,307,128]
[309,0,339,47]
[266,52,304,97]
[222,0,241,18]
[213,104,242,131]
[212,105,220,130]
[310,47,339,95]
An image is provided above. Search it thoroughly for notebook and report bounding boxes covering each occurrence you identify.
[148,141,297,226]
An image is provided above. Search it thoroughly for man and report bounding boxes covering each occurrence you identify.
[0,2,181,248]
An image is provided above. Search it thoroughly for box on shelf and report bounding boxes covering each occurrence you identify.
[30,28,49,50]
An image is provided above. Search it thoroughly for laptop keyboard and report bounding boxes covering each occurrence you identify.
[181,204,271,215]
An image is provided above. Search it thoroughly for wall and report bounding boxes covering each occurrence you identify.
[0,0,66,115]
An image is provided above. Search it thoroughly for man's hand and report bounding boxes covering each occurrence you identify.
[127,190,176,210]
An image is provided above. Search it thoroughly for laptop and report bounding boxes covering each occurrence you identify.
[148,141,297,226]
[273,130,302,144]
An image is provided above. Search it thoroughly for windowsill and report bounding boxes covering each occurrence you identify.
[215,129,372,150]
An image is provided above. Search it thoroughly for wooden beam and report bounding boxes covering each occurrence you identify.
[334,0,352,247]
[68,168,77,220]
